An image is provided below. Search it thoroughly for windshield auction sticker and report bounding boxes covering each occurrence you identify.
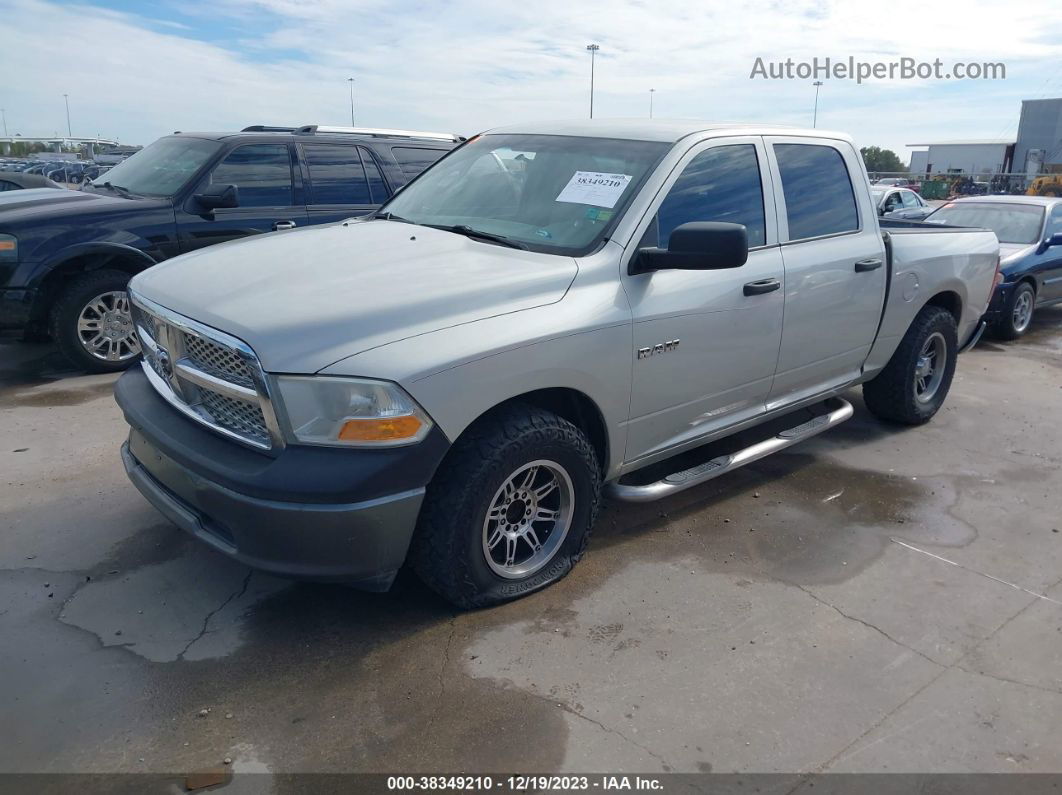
[555,171,633,208]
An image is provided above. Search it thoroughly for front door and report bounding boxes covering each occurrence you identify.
[1041,203,1062,301]
[177,143,307,252]
[764,137,887,407]
[622,137,785,464]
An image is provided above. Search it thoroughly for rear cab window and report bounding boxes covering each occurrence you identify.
[773,143,859,240]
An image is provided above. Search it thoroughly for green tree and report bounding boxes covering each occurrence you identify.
[860,146,906,173]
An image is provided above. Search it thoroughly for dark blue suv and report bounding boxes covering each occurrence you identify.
[0,124,460,371]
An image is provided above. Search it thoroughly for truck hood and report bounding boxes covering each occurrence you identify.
[131,220,579,373]
[0,185,166,226]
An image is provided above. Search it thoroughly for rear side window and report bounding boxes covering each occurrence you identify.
[774,144,859,240]
[359,147,389,203]
[209,144,293,207]
[656,144,766,248]
[391,147,448,177]
[303,144,372,205]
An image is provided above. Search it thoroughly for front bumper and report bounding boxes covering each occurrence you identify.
[115,366,449,589]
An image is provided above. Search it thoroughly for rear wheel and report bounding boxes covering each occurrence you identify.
[51,269,141,374]
[411,404,601,608]
[994,281,1035,340]
[863,305,958,425]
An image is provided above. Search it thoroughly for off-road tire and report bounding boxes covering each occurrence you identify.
[51,269,138,374]
[863,305,958,425]
[411,403,601,609]
[993,281,1036,341]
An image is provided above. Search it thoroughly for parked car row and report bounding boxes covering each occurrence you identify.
[0,157,113,184]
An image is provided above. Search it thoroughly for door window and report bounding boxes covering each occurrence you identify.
[882,192,901,213]
[391,146,448,178]
[304,144,371,205]
[209,145,293,207]
[359,148,389,204]
[655,144,766,248]
[901,190,920,209]
[774,144,859,239]
[1046,204,1062,238]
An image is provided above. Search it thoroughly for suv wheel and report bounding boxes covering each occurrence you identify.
[52,269,141,374]
[994,281,1035,340]
[863,304,958,425]
[411,404,601,608]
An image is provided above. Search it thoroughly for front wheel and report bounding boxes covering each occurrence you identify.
[51,269,142,374]
[863,305,958,425]
[994,281,1035,340]
[411,404,601,608]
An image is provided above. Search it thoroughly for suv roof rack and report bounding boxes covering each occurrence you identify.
[295,125,464,142]
[241,125,298,132]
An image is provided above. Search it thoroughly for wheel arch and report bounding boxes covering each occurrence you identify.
[922,289,963,324]
[30,243,155,329]
[453,387,610,479]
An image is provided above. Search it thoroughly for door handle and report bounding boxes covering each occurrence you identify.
[743,278,781,296]
[273,220,296,231]
[855,258,883,272]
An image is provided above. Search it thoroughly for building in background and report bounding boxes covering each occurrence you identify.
[1013,97,1062,176]
[906,139,1014,176]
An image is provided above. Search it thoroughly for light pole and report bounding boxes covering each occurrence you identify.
[586,44,599,119]
[347,78,355,126]
[649,88,655,119]
[812,81,823,128]
[1,108,7,137]
[63,93,71,137]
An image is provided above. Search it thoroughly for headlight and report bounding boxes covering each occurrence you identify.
[275,375,433,447]
[0,234,17,262]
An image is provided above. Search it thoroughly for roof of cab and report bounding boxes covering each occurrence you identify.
[949,195,1062,207]
[483,118,854,144]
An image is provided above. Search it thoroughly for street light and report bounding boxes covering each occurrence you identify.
[63,93,71,137]
[586,44,600,119]
[347,78,355,126]
[649,88,655,119]
[812,80,823,128]
[1,108,7,137]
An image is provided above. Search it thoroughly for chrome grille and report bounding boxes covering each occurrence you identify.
[200,391,270,444]
[182,332,255,388]
[130,293,279,452]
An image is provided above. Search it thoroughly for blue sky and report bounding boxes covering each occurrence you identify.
[3,0,1062,162]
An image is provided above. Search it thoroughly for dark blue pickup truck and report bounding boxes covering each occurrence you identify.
[0,124,460,371]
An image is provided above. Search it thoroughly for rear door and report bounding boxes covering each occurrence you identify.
[300,142,381,225]
[764,137,887,408]
[177,143,307,252]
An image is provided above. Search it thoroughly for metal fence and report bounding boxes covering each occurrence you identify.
[866,170,1062,199]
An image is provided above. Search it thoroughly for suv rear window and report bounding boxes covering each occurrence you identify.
[391,147,448,177]
[303,144,372,205]
[774,143,859,240]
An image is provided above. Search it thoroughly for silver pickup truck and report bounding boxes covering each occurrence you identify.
[115,121,999,607]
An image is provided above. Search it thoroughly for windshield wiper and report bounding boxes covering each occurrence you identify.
[94,181,134,198]
[373,211,413,223]
[428,224,527,250]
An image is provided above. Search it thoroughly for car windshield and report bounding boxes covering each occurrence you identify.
[926,202,1045,244]
[89,136,221,197]
[379,134,670,255]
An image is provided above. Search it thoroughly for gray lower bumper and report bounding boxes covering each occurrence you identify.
[121,432,424,590]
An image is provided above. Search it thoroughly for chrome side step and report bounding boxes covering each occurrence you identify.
[605,398,854,503]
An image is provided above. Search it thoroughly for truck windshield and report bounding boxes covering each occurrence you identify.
[89,136,222,198]
[379,134,669,255]
[927,202,1045,244]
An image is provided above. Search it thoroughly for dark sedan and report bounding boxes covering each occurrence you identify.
[925,196,1062,338]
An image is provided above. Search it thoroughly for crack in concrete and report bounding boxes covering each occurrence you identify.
[792,583,945,668]
[425,614,458,733]
[805,575,1062,778]
[176,570,253,662]
[953,666,1062,698]
[518,685,671,771]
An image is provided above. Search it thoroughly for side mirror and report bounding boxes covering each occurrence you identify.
[630,222,748,275]
[1044,232,1062,249]
[194,183,239,210]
